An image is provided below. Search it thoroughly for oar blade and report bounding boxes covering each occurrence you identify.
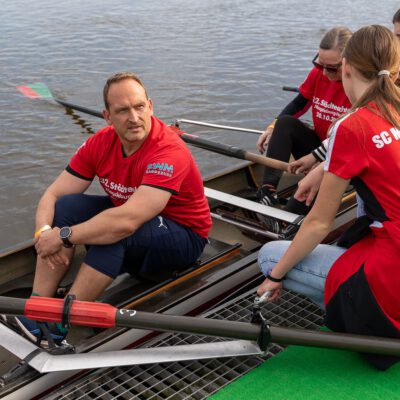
[17,82,54,99]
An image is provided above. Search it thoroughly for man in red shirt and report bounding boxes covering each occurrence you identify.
[7,72,211,346]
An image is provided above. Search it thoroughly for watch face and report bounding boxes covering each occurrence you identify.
[59,226,72,239]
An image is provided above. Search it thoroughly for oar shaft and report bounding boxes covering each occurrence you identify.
[55,98,103,119]
[2,296,400,356]
[0,296,25,315]
[270,326,400,356]
[180,133,247,159]
[52,98,288,171]
[116,309,259,341]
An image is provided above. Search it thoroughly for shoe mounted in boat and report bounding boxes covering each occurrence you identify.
[256,186,282,233]
[256,186,279,207]
[1,315,67,348]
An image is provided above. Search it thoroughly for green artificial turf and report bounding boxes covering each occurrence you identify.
[209,345,400,400]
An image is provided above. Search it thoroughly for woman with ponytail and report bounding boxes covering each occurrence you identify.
[257,25,400,370]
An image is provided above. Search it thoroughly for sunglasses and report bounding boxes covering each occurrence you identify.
[312,54,342,74]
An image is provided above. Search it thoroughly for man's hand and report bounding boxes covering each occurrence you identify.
[288,153,318,175]
[257,277,283,302]
[294,163,325,206]
[257,125,274,154]
[35,228,64,258]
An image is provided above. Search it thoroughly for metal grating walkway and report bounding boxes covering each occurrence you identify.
[45,289,324,400]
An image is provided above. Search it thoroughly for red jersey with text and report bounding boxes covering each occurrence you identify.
[299,67,351,141]
[324,104,400,329]
[68,116,211,238]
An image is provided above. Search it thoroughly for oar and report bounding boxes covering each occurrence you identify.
[282,86,299,93]
[169,126,288,171]
[17,83,289,171]
[17,83,103,118]
[2,295,400,356]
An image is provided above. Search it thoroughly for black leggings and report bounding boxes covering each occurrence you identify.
[263,115,322,214]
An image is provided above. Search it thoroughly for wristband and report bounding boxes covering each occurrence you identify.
[267,118,278,130]
[34,225,52,239]
[266,272,285,282]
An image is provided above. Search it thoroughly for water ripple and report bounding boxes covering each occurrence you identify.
[0,0,398,248]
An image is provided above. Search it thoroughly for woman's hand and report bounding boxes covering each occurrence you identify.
[257,278,283,302]
[288,153,318,175]
[294,163,325,206]
[257,125,274,153]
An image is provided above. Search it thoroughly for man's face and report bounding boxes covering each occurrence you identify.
[103,79,153,152]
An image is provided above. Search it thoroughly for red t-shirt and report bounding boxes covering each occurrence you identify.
[299,67,351,141]
[68,116,212,238]
[324,105,400,328]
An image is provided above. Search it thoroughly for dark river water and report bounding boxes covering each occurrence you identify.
[1,0,398,250]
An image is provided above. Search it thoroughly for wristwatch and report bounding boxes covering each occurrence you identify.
[59,226,73,248]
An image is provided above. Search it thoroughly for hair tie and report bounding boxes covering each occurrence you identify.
[377,70,390,76]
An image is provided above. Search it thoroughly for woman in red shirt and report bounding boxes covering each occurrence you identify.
[256,27,352,230]
[257,25,400,370]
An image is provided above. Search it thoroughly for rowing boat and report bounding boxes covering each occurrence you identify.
[0,148,357,398]
[1,88,359,397]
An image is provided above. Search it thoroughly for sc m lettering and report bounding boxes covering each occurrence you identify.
[372,131,392,149]
[390,127,400,140]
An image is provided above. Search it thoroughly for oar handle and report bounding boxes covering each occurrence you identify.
[245,152,289,171]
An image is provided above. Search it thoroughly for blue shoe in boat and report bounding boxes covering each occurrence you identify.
[2,315,67,347]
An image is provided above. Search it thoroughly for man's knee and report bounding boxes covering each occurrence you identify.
[54,194,85,226]
[53,194,111,227]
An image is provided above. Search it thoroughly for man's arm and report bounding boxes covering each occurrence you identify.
[70,185,172,244]
[35,170,92,231]
[35,184,172,258]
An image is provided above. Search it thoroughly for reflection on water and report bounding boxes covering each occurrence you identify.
[0,0,398,249]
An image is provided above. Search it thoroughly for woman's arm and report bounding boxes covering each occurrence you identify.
[257,171,349,299]
[278,93,310,118]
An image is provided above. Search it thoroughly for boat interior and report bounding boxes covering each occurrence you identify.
[0,120,358,398]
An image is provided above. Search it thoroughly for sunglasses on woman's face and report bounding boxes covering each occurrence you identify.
[312,54,342,74]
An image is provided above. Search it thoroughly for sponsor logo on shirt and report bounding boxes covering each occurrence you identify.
[372,127,400,149]
[313,97,349,122]
[146,163,174,177]
[99,177,136,201]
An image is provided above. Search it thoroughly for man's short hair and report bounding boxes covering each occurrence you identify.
[393,9,400,24]
[103,72,148,110]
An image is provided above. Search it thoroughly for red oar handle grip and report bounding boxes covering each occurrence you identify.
[25,297,116,328]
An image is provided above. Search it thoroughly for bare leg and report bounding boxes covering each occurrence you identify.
[32,247,75,297]
[68,263,113,301]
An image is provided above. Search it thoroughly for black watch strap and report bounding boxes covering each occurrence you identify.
[59,226,73,248]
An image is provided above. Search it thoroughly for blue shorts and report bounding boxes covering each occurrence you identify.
[53,194,207,279]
